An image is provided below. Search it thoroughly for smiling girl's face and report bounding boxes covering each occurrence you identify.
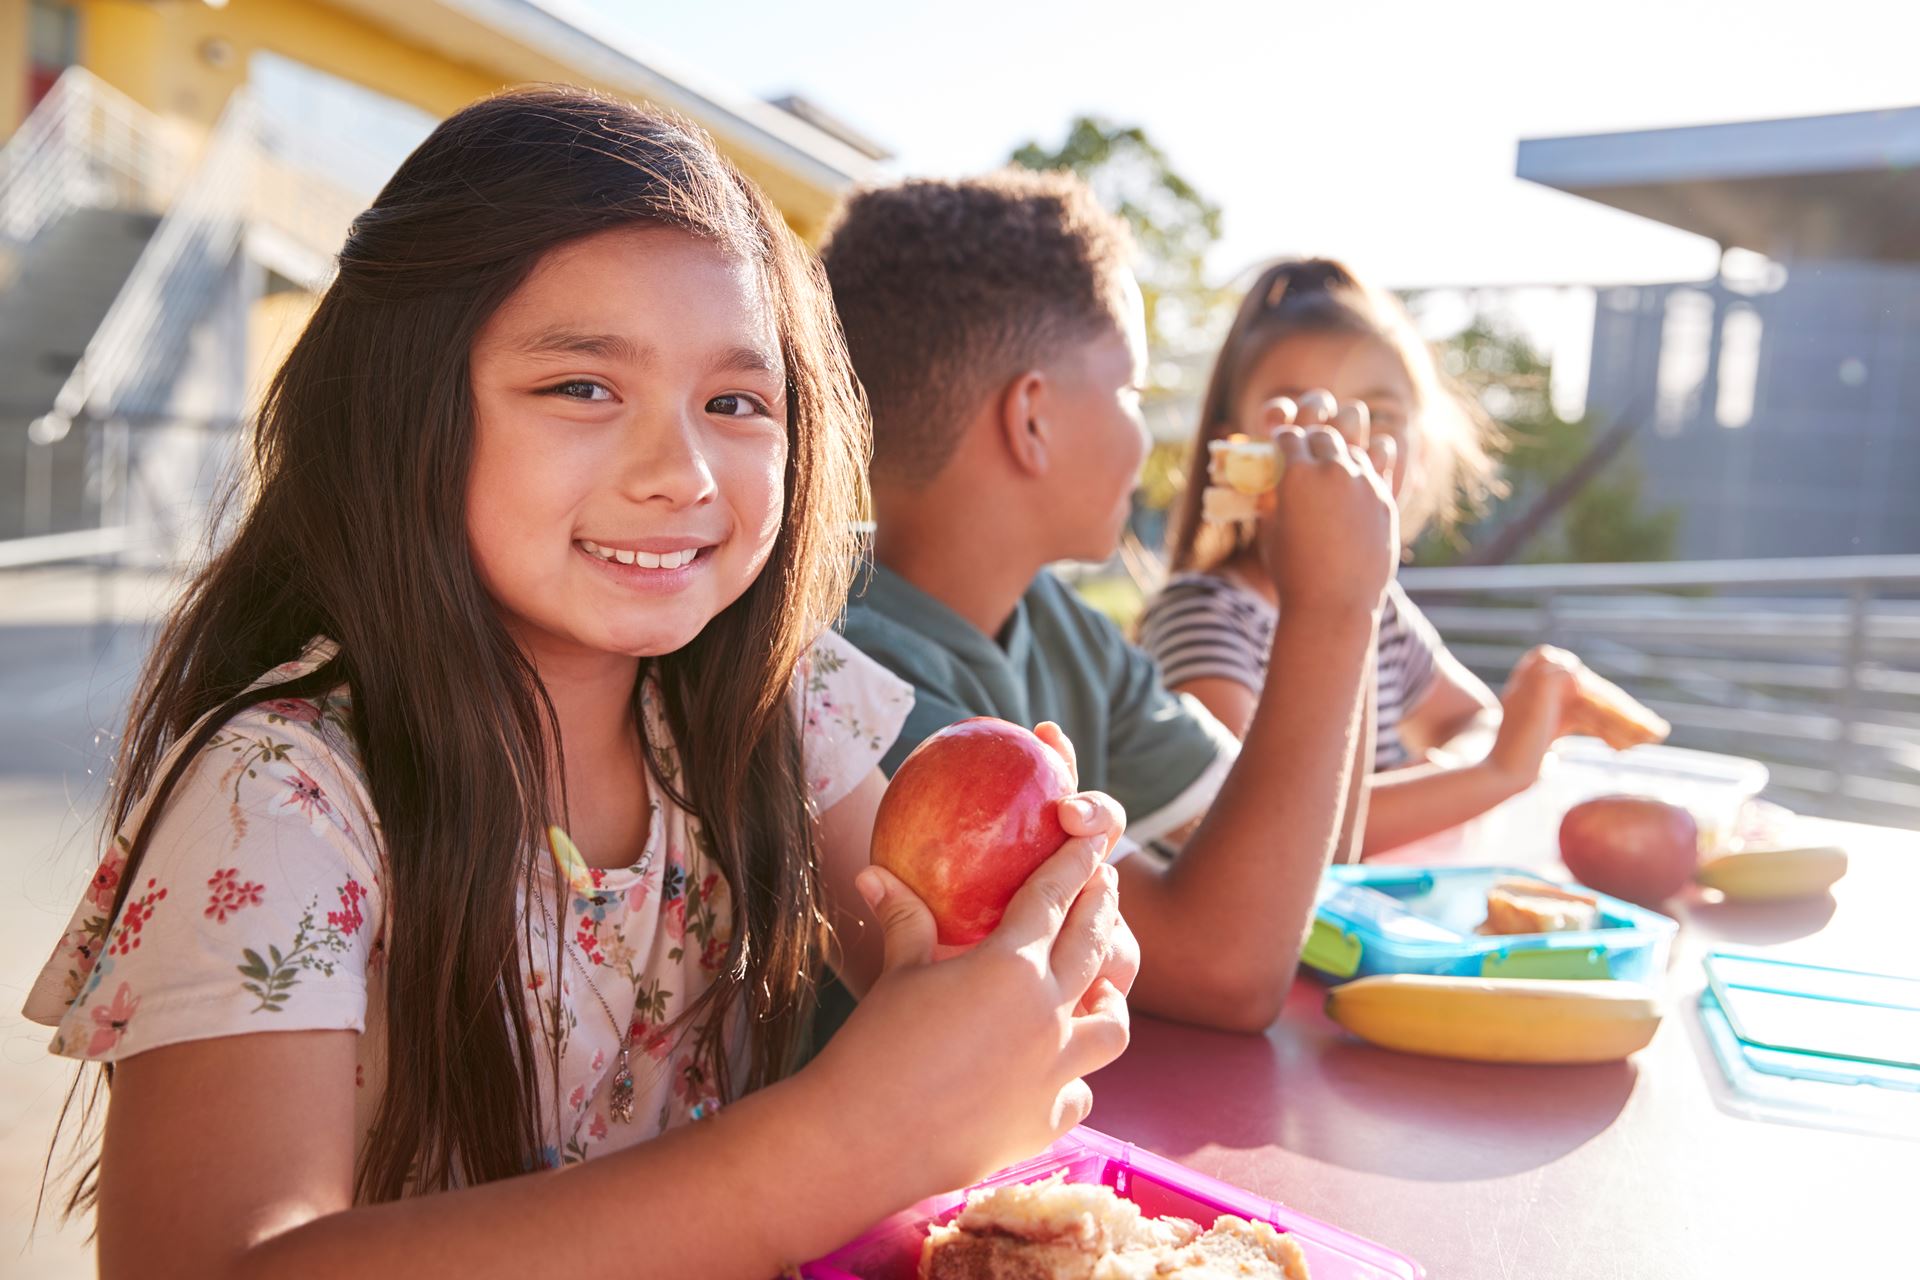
[465,226,788,663]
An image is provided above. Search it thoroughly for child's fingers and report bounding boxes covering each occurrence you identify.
[1050,1077,1097,1138]
[1100,916,1140,998]
[1367,435,1398,491]
[1051,862,1121,997]
[1271,425,1310,465]
[1066,981,1131,1077]
[989,834,1106,954]
[1056,789,1125,855]
[855,865,938,974]
[1259,396,1299,431]
[1033,720,1079,787]
[1304,425,1350,466]
[1294,388,1337,426]
[1333,399,1371,448]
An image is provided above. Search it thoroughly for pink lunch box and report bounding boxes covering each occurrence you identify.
[800,1126,1422,1279]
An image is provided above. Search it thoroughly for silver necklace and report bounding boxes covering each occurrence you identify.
[532,864,641,1125]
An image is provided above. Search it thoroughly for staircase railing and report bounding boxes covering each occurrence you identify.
[12,81,392,562]
[37,83,385,430]
[0,66,176,266]
[45,91,261,429]
[1400,555,1920,829]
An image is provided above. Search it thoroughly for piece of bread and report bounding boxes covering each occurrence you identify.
[1207,434,1283,496]
[1201,436,1287,525]
[1478,876,1601,935]
[1567,666,1669,751]
[920,1174,1308,1280]
[1200,485,1271,525]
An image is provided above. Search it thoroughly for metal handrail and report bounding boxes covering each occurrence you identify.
[1402,554,1920,594]
[49,91,261,426]
[0,66,175,249]
[40,86,388,431]
[6,82,389,561]
[1399,556,1920,828]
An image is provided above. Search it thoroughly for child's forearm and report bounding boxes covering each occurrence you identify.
[1360,759,1526,858]
[1122,601,1378,1031]
[233,1070,909,1280]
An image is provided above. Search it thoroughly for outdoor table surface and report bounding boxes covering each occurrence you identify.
[1086,814,1916,1278]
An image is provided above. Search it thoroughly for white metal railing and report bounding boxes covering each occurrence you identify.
[40,86,383,431]
[1401,556,1920,829]
[0,66,176,256]
[6,81,392,565]
[45,91,261,428]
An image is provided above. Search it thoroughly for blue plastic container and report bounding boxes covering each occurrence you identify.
[1301,864,1677,984]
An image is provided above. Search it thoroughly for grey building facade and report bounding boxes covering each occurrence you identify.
[1521,106,1920,559]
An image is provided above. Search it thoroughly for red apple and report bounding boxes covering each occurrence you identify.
[871,718,1076,946]
[1559,795,1700,903]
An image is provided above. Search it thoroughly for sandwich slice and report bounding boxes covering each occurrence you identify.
[1566,666,1670,751]
[1479,876,1602,935]
[920,1173,1308,1280]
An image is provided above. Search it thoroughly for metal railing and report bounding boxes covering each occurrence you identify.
[43,91,261,429]
[1401,555,1920,829]
[7,82,383,567]
[0,66,176,269]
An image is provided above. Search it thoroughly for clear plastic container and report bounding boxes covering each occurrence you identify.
[1302,864,1678,984]
[1481,738,1769,861]
[1695,952,1920,1142]
[802,1126,1422,1279]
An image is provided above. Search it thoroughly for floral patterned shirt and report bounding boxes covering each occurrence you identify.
[23,630,912,1175]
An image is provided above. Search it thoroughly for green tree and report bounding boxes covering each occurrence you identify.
[1412,315,1678,566]
[1010,116,1230,377]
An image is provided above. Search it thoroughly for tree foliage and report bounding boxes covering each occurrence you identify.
[1413,315,1678,566]
[1010,116,1230,372]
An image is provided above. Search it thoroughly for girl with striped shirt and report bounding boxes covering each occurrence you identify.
[1143,258,1598,857]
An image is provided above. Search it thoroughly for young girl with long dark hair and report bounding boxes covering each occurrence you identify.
[26,89,1132,1277]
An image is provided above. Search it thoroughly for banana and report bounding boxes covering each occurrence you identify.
[1696,844,1848,901]
[1324,974,1663,1065]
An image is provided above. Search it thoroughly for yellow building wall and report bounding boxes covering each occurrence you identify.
[67,0,837,238]
[76,0,500,136]
[247,287,319,405]
[0,0,27,140]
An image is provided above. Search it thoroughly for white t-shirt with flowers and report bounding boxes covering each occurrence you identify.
[23,630,912,1174]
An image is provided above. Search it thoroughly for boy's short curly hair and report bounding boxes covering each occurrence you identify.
[821,170,1136,488]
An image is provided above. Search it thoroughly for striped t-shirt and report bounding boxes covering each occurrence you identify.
[1137,574,1445,771]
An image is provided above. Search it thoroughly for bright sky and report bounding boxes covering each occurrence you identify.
[587,0,1920,293]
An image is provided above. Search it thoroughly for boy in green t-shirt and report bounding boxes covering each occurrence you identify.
[823,172,1399,1032]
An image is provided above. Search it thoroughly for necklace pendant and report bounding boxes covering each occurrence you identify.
[610,1049,636,1124]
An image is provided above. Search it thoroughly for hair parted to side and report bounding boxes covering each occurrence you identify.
[820,169,1136,488]
[49,86,868,1212]
[1167,257,1504,574]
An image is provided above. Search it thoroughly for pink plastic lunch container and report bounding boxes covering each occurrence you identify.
[800,1125,1423,1278]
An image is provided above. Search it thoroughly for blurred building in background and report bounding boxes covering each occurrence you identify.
[0,0,883,560]
[1520,105,1920,560]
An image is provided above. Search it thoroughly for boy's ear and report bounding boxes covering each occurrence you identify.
[997,369,1051,479]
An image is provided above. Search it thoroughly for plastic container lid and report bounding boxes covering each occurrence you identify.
[1303,864,1677,984]
[1695,950,1920,1141]
[1552,739,1769,794]
[802,1126,1422,1279]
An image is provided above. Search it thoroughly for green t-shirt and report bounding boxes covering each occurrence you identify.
[838,562,1237,837]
